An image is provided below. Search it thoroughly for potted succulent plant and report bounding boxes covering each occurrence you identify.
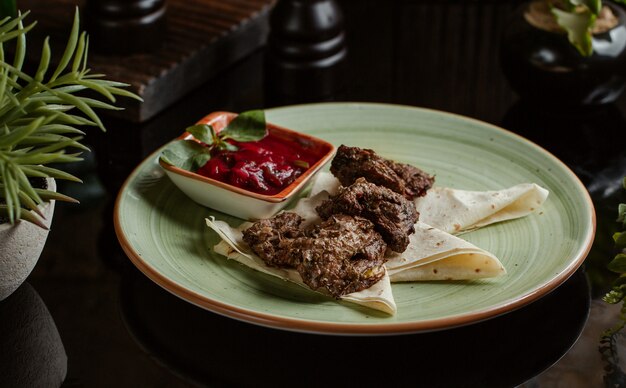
[500,0,626,105]
[0,9,139,300]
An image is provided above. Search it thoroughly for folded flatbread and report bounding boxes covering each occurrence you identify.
[310,172,549,235]
[206,185,511,314]
[386,222,505,282]
[206,217,397,315]
[414,185,549,234]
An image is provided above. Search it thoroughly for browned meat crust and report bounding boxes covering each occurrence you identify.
[330,144,434,199]
[241,145,427,298]
[316,178,419,252]
[242,212,305,268]
[242,212,387,297]
[384,159,435,199]
[292,214,387,297]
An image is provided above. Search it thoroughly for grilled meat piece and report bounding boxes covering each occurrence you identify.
[242,212,388,297]
[293,214,387,297]
[383,159,435,200]
[316,178,418,252]
[330,145,434,199]
[242,212,305,268]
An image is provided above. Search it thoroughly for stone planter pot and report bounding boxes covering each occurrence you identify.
[0,178,56,301]
[500,1,626,106]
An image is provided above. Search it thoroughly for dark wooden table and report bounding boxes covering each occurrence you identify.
[3,1,626,387]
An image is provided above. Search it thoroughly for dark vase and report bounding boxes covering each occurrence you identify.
[500,1,626,106]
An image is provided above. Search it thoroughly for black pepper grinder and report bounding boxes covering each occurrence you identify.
[265,0,347,104]
[84,0,167,55]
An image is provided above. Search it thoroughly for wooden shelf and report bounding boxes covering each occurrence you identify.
[20,0,275,123]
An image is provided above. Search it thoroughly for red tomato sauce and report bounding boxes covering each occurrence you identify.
[196,134,321,195]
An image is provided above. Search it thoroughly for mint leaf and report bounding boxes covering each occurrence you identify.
[216,140,238,152]
[160,139,208,171]
[186,124,216,145]
[220,110,267,142]
[161,110,266,173]
[191,152,212,171]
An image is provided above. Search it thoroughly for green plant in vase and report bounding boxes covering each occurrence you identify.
[501,0,626,105]
[0,8,139,227]
[526,0,626,56]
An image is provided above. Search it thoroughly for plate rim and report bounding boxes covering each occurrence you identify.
[113,102,596,335]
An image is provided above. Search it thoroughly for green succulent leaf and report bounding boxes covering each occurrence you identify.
[33,124,85,135]
[47,89,105,130]
[50,7,79,82]
[0,7,141,226]
[30,187,79,203]
[551,6,595,56]
[17,189,44,217]
[20,165,82,182]
[76,78,115,102]
[34,37,51,83]
[13,162,41,204]
[0,116,43,147]
[0,14,34,44]
[0,204,46,229]
[1,160,20,222]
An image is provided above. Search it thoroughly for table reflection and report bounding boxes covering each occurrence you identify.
[119,262,589,387]
[0,283,67,387]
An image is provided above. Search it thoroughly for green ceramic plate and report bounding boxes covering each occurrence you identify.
[114,103,595,335]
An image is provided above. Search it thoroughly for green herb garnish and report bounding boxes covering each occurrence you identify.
[160,110,267,171]
[600,177,626,385]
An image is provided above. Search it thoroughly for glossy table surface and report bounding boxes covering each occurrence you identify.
[2,1,626,387]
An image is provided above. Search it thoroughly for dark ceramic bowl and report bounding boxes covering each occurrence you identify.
[500,1,626,106]
[159,111,335,220]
